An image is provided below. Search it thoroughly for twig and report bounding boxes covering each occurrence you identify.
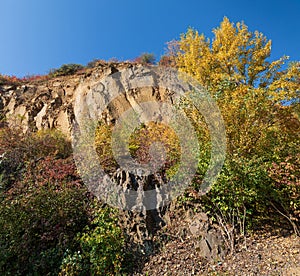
[269,201,300,236]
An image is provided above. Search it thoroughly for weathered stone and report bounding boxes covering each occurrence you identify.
[185,210,227,261]
[0,63,229,260]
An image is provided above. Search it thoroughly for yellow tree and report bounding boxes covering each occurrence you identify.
[174,17,300,231]
[177,17,299,95]
[176,17,299,156]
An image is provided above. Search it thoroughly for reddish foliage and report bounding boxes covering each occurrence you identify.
[24,156,82,189]
[158,55,177,67]
[132,53,156,64]
[269,154,300,188]
[0,74,50,85]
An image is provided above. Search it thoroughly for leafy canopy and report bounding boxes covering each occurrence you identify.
[176,17,299,101]
[173,17,300,230]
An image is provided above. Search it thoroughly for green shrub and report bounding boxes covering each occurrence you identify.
[59,203,125,276]
[0,183,89,275]
[49,64,84,77]
[0,127,90,274]
[198,156,272,229]
[133,53,156,64]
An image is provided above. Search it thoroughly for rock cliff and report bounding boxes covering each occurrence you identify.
[0,62,178,138]
[0,62,130,136]
[0,62,227,261]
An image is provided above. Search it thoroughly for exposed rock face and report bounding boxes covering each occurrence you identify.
[0,62,228,259]
[0,63,179,136]
[0,75,78,135]
[0,62,138,136]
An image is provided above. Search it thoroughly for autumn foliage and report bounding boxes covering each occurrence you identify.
[0,16,299,275]
[171,17,300,232]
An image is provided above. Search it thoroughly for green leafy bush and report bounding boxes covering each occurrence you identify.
[59,204,125,276]
[0,127,90,275]
[0,183,89,275]
[49,64,84,77]
[133,53,156,64]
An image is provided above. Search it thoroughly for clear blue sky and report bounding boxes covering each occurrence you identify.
[1,0,299,77]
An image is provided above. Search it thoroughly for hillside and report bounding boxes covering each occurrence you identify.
[0,60,299,275]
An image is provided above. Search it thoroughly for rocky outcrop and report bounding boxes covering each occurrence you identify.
[0,62,137,136]
[0,62,228,259]
[187,211,227,260]
[0,62,180,137]
[0,76,78,135]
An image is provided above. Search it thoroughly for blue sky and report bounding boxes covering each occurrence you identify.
[1,0,299,77]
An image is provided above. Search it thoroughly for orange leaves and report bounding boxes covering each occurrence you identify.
[0,74,49,85]
[129,121,180,168]
[94,121,181,177]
